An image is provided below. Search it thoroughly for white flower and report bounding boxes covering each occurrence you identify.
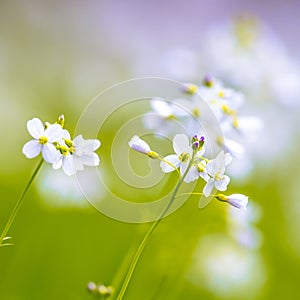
[53,131,100,176]
[160,134,194,176]
[22,117,63,163]
[73,135,101,170]
[203,151,232,197]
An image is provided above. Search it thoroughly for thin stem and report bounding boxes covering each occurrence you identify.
[115,155,195,300]
[175,192,204,198]
[0,158,43,246]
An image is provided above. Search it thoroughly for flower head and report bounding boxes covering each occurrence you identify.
[216,193,248,209]
[53,131,101,176]
[202,151,232,197]
[22,117,64,163]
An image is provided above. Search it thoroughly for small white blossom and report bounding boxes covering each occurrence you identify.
[53,131,100,176]
[22,117,63,163]
[160,134,195,176]
[73,135,101,170]
[203,151,231,197]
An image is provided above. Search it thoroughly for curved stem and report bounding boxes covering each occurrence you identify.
[0,158,43,246]
[115,156,194,300]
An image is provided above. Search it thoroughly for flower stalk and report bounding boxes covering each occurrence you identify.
[0,158,43,246]
[114,153,195,300]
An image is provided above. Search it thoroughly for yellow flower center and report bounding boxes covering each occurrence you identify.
[57,145,69,156]
[39,136,48,144]
[179,152,190,162]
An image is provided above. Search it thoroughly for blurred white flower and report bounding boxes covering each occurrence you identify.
[187,235,266,298]
[227,202,263,249]
[22,117,63,163]
[37,165,105,208]
[143,98,186,136]
[201,17,300,108]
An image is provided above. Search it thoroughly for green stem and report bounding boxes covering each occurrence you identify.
[0,158,43,246]
[115,156,194,300]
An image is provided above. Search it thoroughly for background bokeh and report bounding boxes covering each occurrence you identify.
[1,0,300,299]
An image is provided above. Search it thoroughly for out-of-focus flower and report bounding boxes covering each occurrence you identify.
[227,202,263,249]
[187,235,266,298]
[143,98,186,136]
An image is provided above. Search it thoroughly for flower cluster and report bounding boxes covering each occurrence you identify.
[143,75,262,160]
[129,134,248,209]
[22,115,100,176]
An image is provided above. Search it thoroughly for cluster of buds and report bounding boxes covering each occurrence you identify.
[87,282,113,298]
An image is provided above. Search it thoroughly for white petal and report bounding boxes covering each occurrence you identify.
[73,156,84,171]
[27,118,44,139]
[203,180,214,197]
[22,140,41,158]
[224,152,232,166]
[160,154,180,173]
[224,138,244,158]
[74,135,101,155]
[238,117,263,133]
[173,134,190,155]
[80,153,100,166]
[210,151,225,175]
[62,129,71,140]
[92,139,101,151]
[42,143,60,163]
[62,155,76,176]
[215,175,230,191]
[199,171,210,182]
[53,156,63,170]
[184,166,199,183]
[45,124,64,142]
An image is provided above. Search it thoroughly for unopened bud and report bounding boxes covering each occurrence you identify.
[57,114,65,127]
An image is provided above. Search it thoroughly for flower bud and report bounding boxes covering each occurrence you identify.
[192,135,205,150]
[57,114,65,127]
